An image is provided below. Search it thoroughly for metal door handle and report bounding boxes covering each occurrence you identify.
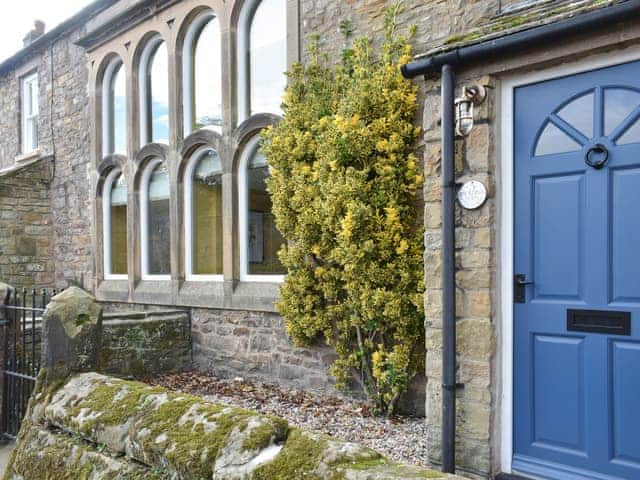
[515,276,534,286]
[515,274,534,303]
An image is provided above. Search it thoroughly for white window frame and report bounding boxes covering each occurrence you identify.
[103,169,128,280]
[140,157,171,280]
[238,135,284,283]
[102,58,125,157]
[20,72,39,154]
[139,34,166,146]
[237,0,286,123]
[184,146,224,282]
[182,10,219,138]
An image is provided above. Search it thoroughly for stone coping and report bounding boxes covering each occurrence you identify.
[6,372,465,479]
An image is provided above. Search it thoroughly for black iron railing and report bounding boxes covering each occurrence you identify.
[1,288,58,439]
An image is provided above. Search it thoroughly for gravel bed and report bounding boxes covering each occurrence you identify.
[146,372,429,468]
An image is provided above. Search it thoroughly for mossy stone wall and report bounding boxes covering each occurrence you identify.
[4,372,463,480]
[98,310,191,378]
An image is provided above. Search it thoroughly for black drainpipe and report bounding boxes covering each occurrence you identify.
[440,64,456,474]
[400,0,640,474]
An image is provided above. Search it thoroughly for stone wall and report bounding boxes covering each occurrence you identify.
[0,159,54,289]
[4,287,444,480]
[101,301,426,415]
[300,0,498,60]
[0,25,93,290]
[422,76,496,478]
[5,372,459,480]
[99,310,192,378]
[298,1,501,476]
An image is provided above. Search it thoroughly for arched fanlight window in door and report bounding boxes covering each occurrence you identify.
[140,159,171,279]
[103,169,128,279]
[184,147,223,280]
[534,87,640,157]
[139,35,170,145]
[102,57,127,156]
[238,136,286,281]
[237,0,287,122]
[183,11,222,136]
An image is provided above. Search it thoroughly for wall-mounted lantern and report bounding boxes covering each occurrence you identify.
[455,85,486,136]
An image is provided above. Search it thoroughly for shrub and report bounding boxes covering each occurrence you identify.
[262,4,424,414]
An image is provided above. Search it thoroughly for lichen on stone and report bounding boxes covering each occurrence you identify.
[8,372,456,480]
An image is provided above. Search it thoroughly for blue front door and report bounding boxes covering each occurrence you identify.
[514,60,640,480]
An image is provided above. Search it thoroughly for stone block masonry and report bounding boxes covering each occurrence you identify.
[0,24,94,290]
[98,310,192,378]
[422,75,496,479]
[103,302,427,416]
[0,159,54,289]
[191,307,342,396]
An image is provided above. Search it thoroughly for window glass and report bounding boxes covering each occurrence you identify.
[535,122,581,157]
[21,73,38,153]
[149,42,169,144]
[192,150,223,274]
[112,63,127,154]
[247,148,285,274]
[617,118,640,145]
[605,88,640,137]
[193,17,222,132]
[147,162,170,275]
[110,173,128,275]
[557,92,593,139]
[249,0,286,116]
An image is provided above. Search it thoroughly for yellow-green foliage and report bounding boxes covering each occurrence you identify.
[262,4,424,414]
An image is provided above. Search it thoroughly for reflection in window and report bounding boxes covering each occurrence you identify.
[140,37,169,145]
[103,171,127,278]
[557,92,593,139]
[184,13,222,135]
[617,119,640,145]
[246,146,285,275]
[144,161,170,276]
[102,58,127,156]
[187,149,223,277]
[604,88,640,145]
[238,0,287,120]
[535,122,581,157]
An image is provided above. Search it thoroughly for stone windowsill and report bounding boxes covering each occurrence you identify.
[96,278,280,313]
[15,149,42,164]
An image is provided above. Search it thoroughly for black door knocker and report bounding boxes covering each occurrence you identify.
[585,143,609,170]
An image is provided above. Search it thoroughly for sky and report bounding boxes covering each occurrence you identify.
[0,0,92,62]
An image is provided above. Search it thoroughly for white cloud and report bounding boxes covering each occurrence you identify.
[0,0,92,62]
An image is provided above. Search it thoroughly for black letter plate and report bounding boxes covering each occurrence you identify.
[567,309,631,336]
